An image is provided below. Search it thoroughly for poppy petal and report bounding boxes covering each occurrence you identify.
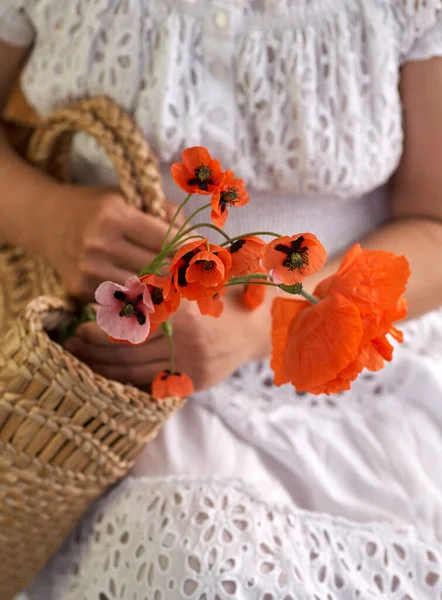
[211,206,228,228]
[170,239,207,272]
[284,292,363,392]
[313,274,335,300]
[96,305,151,345]
[329,248,410,311]
[152,370,194,399]
[371,336,394,362]
[230,236,266,277]
[95,281,128,307]
[187,251,225,286]
[271,297,310,386]
[389,326,404,343]
[197,293,225,317]
[242,283,266,310]
[182,146,213,173]
[263,234,327,286]
[336,243,363,275]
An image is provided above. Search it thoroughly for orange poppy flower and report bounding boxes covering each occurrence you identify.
[271,293,363,390]
[171,146,225,195]
[271,245,410,395]
[152,370,194,399]
[241,267,268,310]
[170,239,232,301]
[197,288,226,317]
[314,244,410,313]
[140,273,181,333]
[186,251,226,287]
[262,233,327,285]
[229,236,266,277]
[210,170,250,227]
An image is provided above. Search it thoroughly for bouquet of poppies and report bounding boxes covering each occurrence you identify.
[91,146,410,398]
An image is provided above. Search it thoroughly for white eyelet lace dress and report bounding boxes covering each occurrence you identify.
[2,1,442,598]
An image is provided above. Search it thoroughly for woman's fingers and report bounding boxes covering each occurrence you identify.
[64,322,167,361]
[84,360,168,386]
[110,241,158,274]
[123,206,182,252]
[63,320,171,385]
[66,336,169,365]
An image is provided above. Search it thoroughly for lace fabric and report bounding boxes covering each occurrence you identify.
[0,1,439,196]
[27,476,442,599]
[21,309,442,600]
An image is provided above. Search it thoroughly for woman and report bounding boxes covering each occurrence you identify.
[1,1,442,598]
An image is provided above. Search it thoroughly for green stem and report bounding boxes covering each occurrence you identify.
[177,234,208,244]
[175,222,232,244]
[138,258,164,277]
[162,194,193,251]
[161,322,175,373]
[225,280,280,288]
[170,201,212,245]
[300,289,319,304]
[228,274,269,284]
[221,231,282,246]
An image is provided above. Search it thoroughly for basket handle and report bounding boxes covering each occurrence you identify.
[26,96,166,218]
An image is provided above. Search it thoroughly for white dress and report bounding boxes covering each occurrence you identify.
[2,1,442,598]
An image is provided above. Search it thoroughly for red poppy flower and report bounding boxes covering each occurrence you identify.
[197,288,226,317]
[263,233,327,285]
[171,146,225,195]
[314,244,410,314]
[186,251,226,287]
[272,293,363,391]
[271,244,410,395]
[170,239,232,301]
[241,267,268,310]
[152,370,194,399]
[140,273,181,333]
[229,236,266,277]
[210,170,250,227]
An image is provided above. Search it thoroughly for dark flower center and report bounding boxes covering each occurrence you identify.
[219,187,239,213]
[274,236,309,272]
[151,287,164,305]
[188,164,214,191]
[161,369,181,381]
[114,291,146,325]
[229,239,246,254]
[175,248,202,288]
[197,259,215,271]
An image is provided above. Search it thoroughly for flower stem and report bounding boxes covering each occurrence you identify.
[220,231,282,246]
[300,289,319,304]
[169,202,212,245]
[228,274,269,284]
[225,280,280,288]
[161,321,175,373]
[162,194,193,251]
[175,222,232,244]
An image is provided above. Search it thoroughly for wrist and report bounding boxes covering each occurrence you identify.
[0,141,68,256]
[29,180,70,260]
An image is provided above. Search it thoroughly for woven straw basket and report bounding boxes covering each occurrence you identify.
[0,97,186,599]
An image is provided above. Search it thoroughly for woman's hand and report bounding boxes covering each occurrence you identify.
[64,288,271,391]
[43,185,182,302]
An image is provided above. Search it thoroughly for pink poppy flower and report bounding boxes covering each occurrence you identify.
[95,276,155,344]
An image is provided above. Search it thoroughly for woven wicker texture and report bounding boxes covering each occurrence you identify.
[0,96,166,333]
[0,97,184,599]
